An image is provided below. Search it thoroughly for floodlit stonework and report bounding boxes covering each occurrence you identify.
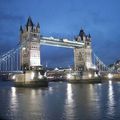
[20,17,41,70]
[74,29,92,71]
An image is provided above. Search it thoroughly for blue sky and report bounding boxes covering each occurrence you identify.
[0,0,120,68]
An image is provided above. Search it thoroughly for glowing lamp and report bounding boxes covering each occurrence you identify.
[38,72,43,79]
[22,47,26,50]
[88,73,92,78]
[31,72,35,79]
[12,75,16,80]
[107,73,113,79]
[67,74,72,79]
[94,73,98,77]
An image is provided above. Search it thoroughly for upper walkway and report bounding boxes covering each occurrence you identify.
[40,37,84,48]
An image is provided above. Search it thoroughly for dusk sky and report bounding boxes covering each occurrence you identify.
[0,0,120,68]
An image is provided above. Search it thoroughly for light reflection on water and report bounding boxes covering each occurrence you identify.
[10,87,18,114]
[64,83,75,120]
[0,81,120,120]
[107,80,115,117]
[66,83,73,103]
[10,87,23,119]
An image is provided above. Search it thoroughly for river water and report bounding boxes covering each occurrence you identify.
[0,80,120,120]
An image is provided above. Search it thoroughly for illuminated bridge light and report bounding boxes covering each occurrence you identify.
[67,74,72,79]
[31,72,35,80]
[88,73,92,78]
[107,73,113,79]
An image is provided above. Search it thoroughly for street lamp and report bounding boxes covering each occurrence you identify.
[67,74,72,79]
[107,73,113,79]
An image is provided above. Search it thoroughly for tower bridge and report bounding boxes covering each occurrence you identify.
[0,17,114,85]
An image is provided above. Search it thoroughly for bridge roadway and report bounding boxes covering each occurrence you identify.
[0,71,23,75]
[0,36,84,61]
[40,37,84,48]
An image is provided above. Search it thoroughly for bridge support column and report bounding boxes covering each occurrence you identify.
[14,69,48,87]
[14,17,48,87]
[69,29,101,83]
[74,29,92,72]
[20,17,41,71]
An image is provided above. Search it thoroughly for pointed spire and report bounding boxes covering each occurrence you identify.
[88,34,91,38]
[20,25,23,33]
[79,28,85,40]
[26,16,33,27]
[79,28,85,36]
[37,22,40,28]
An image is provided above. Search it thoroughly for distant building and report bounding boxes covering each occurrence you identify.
[46,68,72,80]
[109,60,120,72]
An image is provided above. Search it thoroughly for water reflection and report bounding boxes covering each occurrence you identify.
[9,88,46,120]
[0,81,120,120]
[67,83,73,103]
[87,84,101,119]
[10,87,18,119]
[11,87,16,97]
[10,87,18,109]
[107,80,115,116]
[49,86,53,94]
[89,84,94,98]
[64,83,75,120]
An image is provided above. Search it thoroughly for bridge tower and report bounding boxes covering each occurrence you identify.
[74,29,92,72]
[20,17,41,70]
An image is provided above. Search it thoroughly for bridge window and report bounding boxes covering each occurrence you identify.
[87,42,90,45]
[31,46,37,49]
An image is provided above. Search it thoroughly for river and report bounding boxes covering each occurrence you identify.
[0,80,120,120]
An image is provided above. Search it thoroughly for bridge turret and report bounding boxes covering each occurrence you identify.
[84,34,91,47]
[20,17,41,71]
[20,25,23,42]
[88,34,91,39]
[20,25,23,33]
[74,29,92,71]
[36,23,40,33]
[76,28,90,43]
[26,16,33,32]
[79,29,86,41]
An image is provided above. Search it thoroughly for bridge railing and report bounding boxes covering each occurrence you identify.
[0,38,31,72]
[0,48,21,71]
[92,52,113,72]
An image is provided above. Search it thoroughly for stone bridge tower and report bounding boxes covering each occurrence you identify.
[74,29,92,72]
[20,17,41,70]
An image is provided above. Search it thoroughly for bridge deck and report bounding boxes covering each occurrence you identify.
[40,37,84,48]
